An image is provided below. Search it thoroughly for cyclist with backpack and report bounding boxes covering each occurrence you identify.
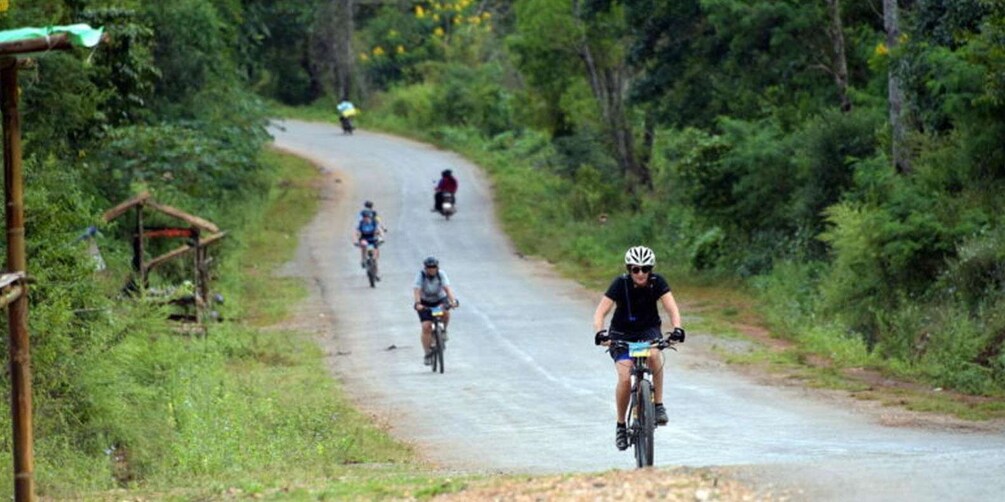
[592,246,686,451]
[359,200,387,233]
[413,256,459,366]
[354,210,383,276]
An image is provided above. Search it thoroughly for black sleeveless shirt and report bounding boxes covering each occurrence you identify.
[603,273,671,333]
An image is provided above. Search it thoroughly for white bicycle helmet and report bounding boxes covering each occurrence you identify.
[624,246,656,266]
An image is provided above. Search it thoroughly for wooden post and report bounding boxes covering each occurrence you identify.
[196,237,210,325]
[1,58,36,502]
[136,205,145,290]
[191,228,201,325]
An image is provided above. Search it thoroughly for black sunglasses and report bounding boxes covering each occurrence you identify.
[628,265,653,274]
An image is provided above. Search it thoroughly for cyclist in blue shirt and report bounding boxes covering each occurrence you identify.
[354,209,383,276]
[359,200,387,233]
[592,246,685,451]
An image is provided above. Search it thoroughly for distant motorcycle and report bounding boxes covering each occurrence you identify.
[339,116,355,135]
[438,192,456,220]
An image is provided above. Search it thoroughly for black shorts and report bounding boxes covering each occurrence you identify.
[608,326,662,362]
[416,299,448,322]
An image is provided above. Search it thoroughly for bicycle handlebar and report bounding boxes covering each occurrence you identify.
[414,299,460,311]
[605,338,677,351]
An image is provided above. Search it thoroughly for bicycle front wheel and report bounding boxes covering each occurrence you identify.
[431,326,444,373]
[635,379,655,467]
[366,261,376,288]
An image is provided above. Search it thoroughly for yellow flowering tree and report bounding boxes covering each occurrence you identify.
[359,1,497,89]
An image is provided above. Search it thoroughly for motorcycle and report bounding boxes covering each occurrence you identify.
[339,116,354,135]
[438,192,456,220]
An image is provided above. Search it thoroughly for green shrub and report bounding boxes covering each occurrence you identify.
[384,83,438,129]
[941,226,1005,311]
[751,260,824,334]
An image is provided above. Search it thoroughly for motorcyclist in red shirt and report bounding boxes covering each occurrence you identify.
[433,169,458,213]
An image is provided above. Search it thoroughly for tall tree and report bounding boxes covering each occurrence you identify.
[825,0,851,112]
[512,0,650,189]
[311,0,356,99]
[573,0,649,188]
[884,0,911,173]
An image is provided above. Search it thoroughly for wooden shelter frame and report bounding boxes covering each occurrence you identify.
[102,191,226,325]
[0,30,105,502]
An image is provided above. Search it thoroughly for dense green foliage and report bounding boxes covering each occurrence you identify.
[278,0,1005,395]
[3,0,1005,493]
[0,1,421,495]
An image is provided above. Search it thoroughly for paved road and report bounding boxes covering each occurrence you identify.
[272,120,1005,501]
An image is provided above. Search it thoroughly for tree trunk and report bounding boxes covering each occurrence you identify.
[640,109,656,174]
[578,43,651,189]
[825,0,852,112]
[310,0,355,99]
[572,0,650,190]
[332,0,355,99]
[884,0,911,173]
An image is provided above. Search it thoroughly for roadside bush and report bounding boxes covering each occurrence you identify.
[751,260,824,335]
[383,83,438,130]
[425,62,514,136]
[791,108,882,244]
[21,53,107,159]
[940,226,1005,311]
[88,122,269,213]
[568,165,624,220]
[818,177,955,341]
[916,306,996,394]
[486,129,558,171]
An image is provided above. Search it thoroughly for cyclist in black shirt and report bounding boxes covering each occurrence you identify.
[592,245,685,451]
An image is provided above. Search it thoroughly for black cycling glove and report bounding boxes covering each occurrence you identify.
[594,329,610,346]
[668,327,686,343]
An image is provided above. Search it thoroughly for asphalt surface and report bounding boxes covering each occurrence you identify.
[271,120,1005,501]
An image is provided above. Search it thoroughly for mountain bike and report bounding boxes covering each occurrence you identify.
[355,241,380,288]
[427,300,458,374]
[608,337,676,467]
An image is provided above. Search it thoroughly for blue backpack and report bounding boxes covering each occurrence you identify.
[359,219,377,236]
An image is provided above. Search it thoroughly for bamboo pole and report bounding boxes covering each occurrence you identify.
[191,228,201,325]
[136,205,145,290]
[1,58,35,502]
[0,33,73,58]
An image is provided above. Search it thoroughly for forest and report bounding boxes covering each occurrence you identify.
[1,0,1003,494]
[285,0,1005,395]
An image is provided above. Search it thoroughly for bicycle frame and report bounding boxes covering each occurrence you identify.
[608,338,675,468]
[428,304,451,373]
[355,241,379,287]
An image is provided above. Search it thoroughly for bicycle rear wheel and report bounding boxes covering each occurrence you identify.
[634,379,655,467]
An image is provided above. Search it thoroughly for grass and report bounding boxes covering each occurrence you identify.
[60,148,474,500]
[238,148,322,326]
[268,99,341,124]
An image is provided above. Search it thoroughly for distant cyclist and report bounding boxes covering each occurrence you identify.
[592,245,685,451]
[413,256,459,365]
[354,210,383,277]
[359,200,387,233]
[337,97,358,134]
